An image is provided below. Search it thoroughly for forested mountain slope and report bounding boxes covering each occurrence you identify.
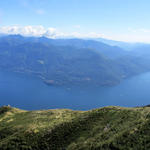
[0,35,150,86]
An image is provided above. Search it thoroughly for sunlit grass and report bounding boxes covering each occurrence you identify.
[1,105,150,149]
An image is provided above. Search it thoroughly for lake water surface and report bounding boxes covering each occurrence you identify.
[0,71,150,110]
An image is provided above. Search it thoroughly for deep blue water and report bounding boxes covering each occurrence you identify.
[0,71,150,110]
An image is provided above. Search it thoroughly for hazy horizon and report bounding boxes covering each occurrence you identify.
[1,0,150,43]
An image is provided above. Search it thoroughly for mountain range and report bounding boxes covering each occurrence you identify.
[0,35,150,86]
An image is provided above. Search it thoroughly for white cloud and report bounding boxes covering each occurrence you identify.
[0,26,62,38]
[0,25,104,39]
[67,31,105,38]
[2,25,150,42]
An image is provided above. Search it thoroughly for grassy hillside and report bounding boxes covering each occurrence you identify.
[0,105,150,150]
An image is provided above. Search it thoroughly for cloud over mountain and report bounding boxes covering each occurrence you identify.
[0,25,104,39]
[0,26,60,38]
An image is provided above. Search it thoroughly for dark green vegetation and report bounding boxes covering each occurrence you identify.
[1,105,150,149]
[0,35,150,87]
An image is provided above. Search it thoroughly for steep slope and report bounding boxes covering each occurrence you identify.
[131,44,150,57]
[0,35,150,87]
[1,105,150,150]
[0,35,127,59]
[30,37,128,59]
[0,36,124,86]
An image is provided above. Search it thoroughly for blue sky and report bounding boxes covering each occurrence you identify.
[0,0,150,42]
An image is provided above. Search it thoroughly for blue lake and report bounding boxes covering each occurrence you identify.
[0,71,150,110]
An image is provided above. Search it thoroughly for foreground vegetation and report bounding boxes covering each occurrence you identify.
[0,105,150,149]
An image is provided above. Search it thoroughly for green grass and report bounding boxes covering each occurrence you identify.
[0,105,150,150]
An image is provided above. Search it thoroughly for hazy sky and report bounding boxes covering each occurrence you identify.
[0,0,150,42]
